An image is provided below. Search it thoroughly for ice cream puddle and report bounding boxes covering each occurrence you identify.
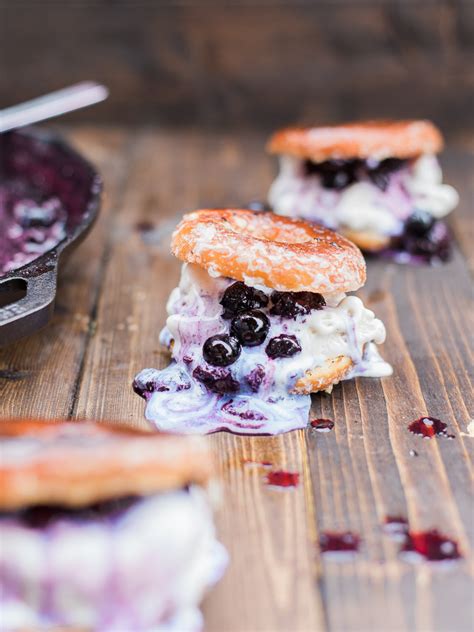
[0,180,67,275]
[134,264,392,435]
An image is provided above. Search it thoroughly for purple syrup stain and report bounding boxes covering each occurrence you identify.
[382,516,409,541]
[265,470,300,488]
[400,530,461,563]
[310,418,335,433]
[408,416,455,439]
[319,531,360,559]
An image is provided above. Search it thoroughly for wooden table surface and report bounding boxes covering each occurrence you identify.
[1,127,473,632]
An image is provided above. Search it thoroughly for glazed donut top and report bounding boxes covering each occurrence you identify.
[171,209,366,294]
[267,120,444,162]
[0,420,212,510]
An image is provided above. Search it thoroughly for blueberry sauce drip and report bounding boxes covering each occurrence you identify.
[0,496,141,529]
[266,470,300,488]
[319,531,360,557]
[303,158,406,192]
[310,418,335,432]
[400,530,461,562]
[408,416,455,439]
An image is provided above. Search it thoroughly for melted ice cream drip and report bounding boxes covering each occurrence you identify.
[134,264,392,435]
[0,487,227,632]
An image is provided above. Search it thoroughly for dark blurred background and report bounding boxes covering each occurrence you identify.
[2,1,474,142]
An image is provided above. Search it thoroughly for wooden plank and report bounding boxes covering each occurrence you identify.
[1,127,472,631]
[308,252,474,631]
[442,149,474,273]
[1,3,473,137]
[71,129,325,630]
[0,126,133,418]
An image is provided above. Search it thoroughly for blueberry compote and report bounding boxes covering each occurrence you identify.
[0,180,67,275]
[134,263,391,435]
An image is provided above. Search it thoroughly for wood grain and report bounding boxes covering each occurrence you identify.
[2,2,473,138]
[0,127,472,631]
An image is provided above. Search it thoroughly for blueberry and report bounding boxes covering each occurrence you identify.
[367,158,406,191]
[265,334,301,359]
[270,291,325,318]
[230,310,270,347]
[293,291,326,312]
[193,366,239,394]
[220,282,269,318]
[313,159,360,190]
[404,210,436,237]
[395,217,451,262]
[270,292,302,318]
[203,334,241,366]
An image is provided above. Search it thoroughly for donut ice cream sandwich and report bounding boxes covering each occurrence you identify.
[267,120,459,262]
[0,420,227,631]
[134,209,392,435]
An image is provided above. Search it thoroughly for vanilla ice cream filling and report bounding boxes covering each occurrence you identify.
[136,264,391,435]
[0,487,227,632]
[268,154,459,237]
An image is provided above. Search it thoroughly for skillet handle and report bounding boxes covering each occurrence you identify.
[0,265,58,347]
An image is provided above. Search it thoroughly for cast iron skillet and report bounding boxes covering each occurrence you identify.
[0,127,102,347]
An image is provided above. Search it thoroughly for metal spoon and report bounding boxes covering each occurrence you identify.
[0,82,109,133]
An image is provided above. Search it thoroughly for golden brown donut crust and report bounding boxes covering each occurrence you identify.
[0,420,213,510]
[171,208,366,294]
[267,120,443,162]
[341,229,390,253]
[292,355,354,395]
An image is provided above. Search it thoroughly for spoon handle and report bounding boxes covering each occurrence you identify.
[0,82,109,133]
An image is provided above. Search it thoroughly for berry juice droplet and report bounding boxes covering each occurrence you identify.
[319,532,360,559]
[383,516,409,541]
[310,418,335,433]
[266,470,299,488]
[408,416,454,439]
[400,530,461,562]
